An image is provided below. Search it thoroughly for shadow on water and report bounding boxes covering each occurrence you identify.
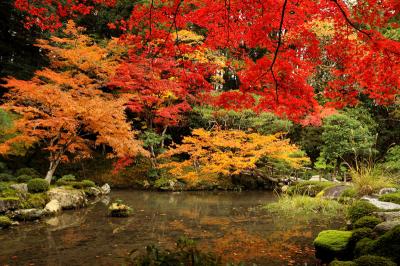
[0,191,343,265]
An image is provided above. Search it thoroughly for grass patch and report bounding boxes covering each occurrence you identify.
[264,195,346,218]
[379,192,400,205]
[349,165,394,196]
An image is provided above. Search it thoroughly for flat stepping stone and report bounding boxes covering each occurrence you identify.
[361,195,400,210]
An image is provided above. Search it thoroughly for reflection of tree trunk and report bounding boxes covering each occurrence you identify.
[45,158,61,183]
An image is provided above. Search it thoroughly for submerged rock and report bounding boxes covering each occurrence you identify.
[12,208,45,221]
[109,202,132,217]
[361,196,400,210]
[47,188,87,209]
[44,199,62,215]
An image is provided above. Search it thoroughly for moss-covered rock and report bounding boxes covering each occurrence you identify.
[329,261,356,266]
[349,228,374,248]
[27,178,49,193]
[0,197,20,212]
[353,216,383,229]
[288,181,335,197]
[0,216,12,228]
[373,225,400,263]
[354,238,375,258]
[20,193,49,209]
[0,173,14,182]
[348,201,379,223]
[379,192,400,205]
[314,230,353,262]
[354,255,396,266]
[109,201,132,217]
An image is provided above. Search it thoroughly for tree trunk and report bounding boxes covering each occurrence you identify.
[45,159,60,183]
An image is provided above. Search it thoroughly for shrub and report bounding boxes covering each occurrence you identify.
[379,192,400,205]
[27,178,50,193]
[0,216,12,229]
[16,174,33,183]
[353,216,383,229]
[348,201,378,223]
[15,168,40,178]
[354,255,396,266]
[0,173,14,182]
[354,238,375,257]
[329,261,356,266]
[349,228,374,248]
[56,175,76,186]
[72,180,95,189]
[287,181,335,197]
[314,230,353,262]
[350,165,393,196]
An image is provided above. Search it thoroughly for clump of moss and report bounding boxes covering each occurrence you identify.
[379,192,400,205]
[373,225,400,263]
[0,216,12,229]
[15,168,40,178]
[20,193,49,209]
[27,178,49,193]
[338,188,358,203]
[287,181,335,197]
[353,216,382,229]
[16,174,33,183]
[0,173,14,182]
[348,201,378,223]
[354,238,375,257]
[353,255,396,266]
[314,230,353,262]
[349,228,374,248]
[109,200,133,217]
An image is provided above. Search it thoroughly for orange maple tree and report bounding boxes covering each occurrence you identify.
[0,21,147,182]
[158,128,309,186]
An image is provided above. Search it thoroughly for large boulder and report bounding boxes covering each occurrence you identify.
[0,197,20,213]
[44,199,62,215]
[314,230,353,262]
[374,220,400,233]
[10,183,28,193]
[11,208,45,221]
[47,188,87,209]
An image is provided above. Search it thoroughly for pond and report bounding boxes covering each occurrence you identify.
[0,191,343,265]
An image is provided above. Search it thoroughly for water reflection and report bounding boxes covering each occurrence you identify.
[0,191,342,265]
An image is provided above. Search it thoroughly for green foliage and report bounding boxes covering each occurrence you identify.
[354,255,396,266]
[329,261,356,266]
[71,179,96,189]
[154,176,174,190]
[16,168,40,178]
[318,111,376,169]
[265,195,345,218]
[338,187,358,203]
[0,216,12,229]
[27,178,50,193]
[56,175,76,186]
[354,238,375,257]
[314,230,353,261]
[0,182,9,192]
[373,225,400,262]
[350,165,393,196]
[349,228,374,247]
[353,216,383,229]
[348,201,379,223]
[131,237,223,265]
[382,146,400,172]
[379,192,400,205]
[16,174,33,183]
[287,181,335,197]
[0,173,14,182]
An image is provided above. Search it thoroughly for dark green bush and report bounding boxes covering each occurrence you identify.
[287,181,335,197]
[354,255,396,266]
[56,175,76,186]
[17,174,33,183]
[329,261,356,266]
[72,180,95,189]
[374,225,400,263]
[0,173,14,182]
[349,228,374,248]
[353,216,382,229]
[348,201,379,223]
[15,168,40,178]
[354,238,375,258]
[27,178,50,193]
[379,192,400,205]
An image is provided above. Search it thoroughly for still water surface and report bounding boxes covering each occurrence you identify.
[0,191,342,265]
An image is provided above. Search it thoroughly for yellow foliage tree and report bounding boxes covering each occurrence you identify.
[158,128,309,185]
[0,21,146,183]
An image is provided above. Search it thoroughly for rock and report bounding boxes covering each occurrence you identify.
[109,202,132,217]
[322,185,351,200]
[12,208,45,221]
[47,188,87,209]
[44,199,62,215]
[379,188,397,195]
[0,216,12,228]
[309,175,329,182]
[374,211,400,221]
[0,198,20,212]
[361,196,400,210]
[374,219,400,233]
[10,183,28,193]
[86,187,102,197]
[313,230,353,262]
[100,183,111,195]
